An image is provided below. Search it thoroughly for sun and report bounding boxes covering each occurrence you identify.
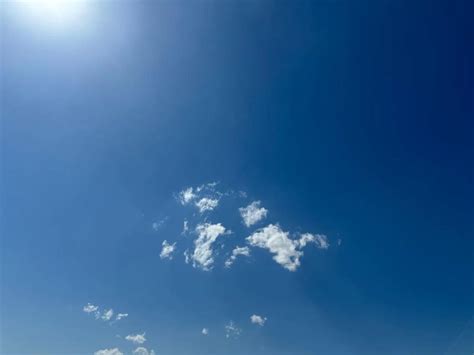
[17,0,89,28]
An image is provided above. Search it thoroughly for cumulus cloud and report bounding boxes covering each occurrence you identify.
[247,224,327,271]
[202,328,209,335]
[133,347,155,355]
[225,321,242,339]
[250,314,267,326]
[178,187,197,205]
[160,240,176,259]
[116,313,128,321]
[239,201,268,227]
[101,309,114,321]
[195,197,219,213]
[94,349,123,355]
[83,303,98,314]
[225,246,250,268]
[125,333,146,344]
[192,223,229,270]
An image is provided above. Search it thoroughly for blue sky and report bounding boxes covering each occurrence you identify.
[1,1,473,354]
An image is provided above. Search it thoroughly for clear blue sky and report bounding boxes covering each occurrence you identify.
[1,1,473,354]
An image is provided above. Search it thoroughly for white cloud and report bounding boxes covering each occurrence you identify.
[247,224,327,271]
[337,238,342,246]
[125,333,146,344]
[182,220,189,235]
[225,246,250,268]
[116,313,128,321]
[192,223,228,270]
[178,187,197,205]
[133,347,155,355]
[184,249,191,264]
[202,328,209,335]
[298,233,329,249]
[239,201,268,227]
[101,309,114,321]
[160,240,176,259]
[225,321,241,339]
[250,314,267,326]
[195,197,219,213]
[83,303,98,314]
[94,348,123,355]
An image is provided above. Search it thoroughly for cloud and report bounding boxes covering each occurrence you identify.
[94,349,123,355]
[133,347,155,355]
[195,197,219,213]
[298,233,329,249]
[83,303,98,314]
[125,333,146,344]
[202,328,209,335]
[152,217,168,231]
[182,220,189,235]
[116,313,128,321]
[225,246,250,268]
[160,240,176,259]
[178,187,197,205]
[192,223,229,270]
[239,201,268,227]
[250,314,267,326]
[101,309,114,321]
[247,224,327,271]
[225,321,242,339]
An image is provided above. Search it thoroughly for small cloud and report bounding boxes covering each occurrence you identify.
[152,217,168,231]
[192,223,229,271]
[239,201,268,227]
[250,314,267,326]
[101,309,114,321]
[337,238,342,246]
[133,347,155,355]
[195,197,219,213]
[160,240,176,260]
[202,328,209,335]
[94,348,123,355]
[182,220,189,235]
[225,246,250,268]
[225,321,241,339]
[247,224,326,271]
[116,313,128,321]
[125,333,146,344]
[83,303,98,314]
[178,187,197,205]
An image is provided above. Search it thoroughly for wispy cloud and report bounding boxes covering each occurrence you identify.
[250,314,267,326]
[133,347,155,355]
[225,246,250,268]
[152,217,168,231]
[178,187,197,205]
[101,309,114,321]
[202,328,209,335]
[116,313,128,321]
[225,321,242,339]
[247,224,327,271]
[83,303,98,314]
[192,223,229,270]
[239,201,268,227]
[125,333,146,344]
[160,240,176,259]
[94,349,123,355]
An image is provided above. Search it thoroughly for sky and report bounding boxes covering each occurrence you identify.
[0,0,473,354]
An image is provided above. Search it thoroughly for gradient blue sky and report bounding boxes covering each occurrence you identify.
[1,1,473,354]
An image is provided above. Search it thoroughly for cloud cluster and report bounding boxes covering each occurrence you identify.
[170,183,329,272]
[83,304,127,323]
[225,321,242,339]
[239,201,268,227]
